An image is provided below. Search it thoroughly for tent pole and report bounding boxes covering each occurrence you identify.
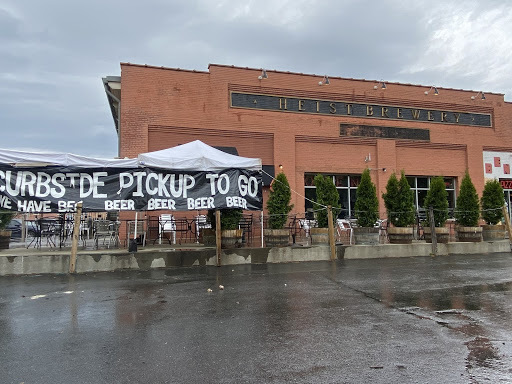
[134,211,138,240]
[261,211,264,248]
[215,210,221,267]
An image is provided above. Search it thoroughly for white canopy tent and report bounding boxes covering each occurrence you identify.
[138,140,262,171]
[0,140,262,171]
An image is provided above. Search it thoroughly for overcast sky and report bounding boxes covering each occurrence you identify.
[1,0,511,158]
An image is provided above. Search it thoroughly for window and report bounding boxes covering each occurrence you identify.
[407,176,457,216]
[305,174,457,219]
[304,174,360,218]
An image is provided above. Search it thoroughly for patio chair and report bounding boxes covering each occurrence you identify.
[94,220,112,248]
[337,219,353,245]
[158,214,176,244]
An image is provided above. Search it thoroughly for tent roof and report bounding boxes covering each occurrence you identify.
[0,148,138,168]
[0,141,262,171]
[137,140,262,171]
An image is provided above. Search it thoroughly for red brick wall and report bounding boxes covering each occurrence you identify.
[119,63,510,218]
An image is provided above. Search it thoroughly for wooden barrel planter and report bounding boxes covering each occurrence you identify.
[456,226,483,242]
[310,227,329,245]
[201,229,216,246]
[221,229,243,248]
[353,227,380,245]
[264,229,289,247]
[0,230,11,250]
[423,227,449,244]
[387,227,414,244]
[481,224,506,241]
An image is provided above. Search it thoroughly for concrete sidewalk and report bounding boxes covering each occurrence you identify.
[0,239,510,275]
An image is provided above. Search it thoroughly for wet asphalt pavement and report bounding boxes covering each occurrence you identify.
[0,253,511,384]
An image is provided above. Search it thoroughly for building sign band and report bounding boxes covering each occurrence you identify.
[231,92,492,127]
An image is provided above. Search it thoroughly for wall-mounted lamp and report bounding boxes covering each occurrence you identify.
[424,86,439,95]
[382,168,387,172]
[364,153,371,162]
[278,164,283,170]
[471,91,486,100]
[258,69,268,80]
[373,81,386,90]
[318,75,330,86]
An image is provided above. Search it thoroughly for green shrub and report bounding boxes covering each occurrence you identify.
[0,211,15,230]
[382,170,415,227]
[266,172,293,229]
[207,209,243,230]
[424,176,449,227]
[354,169,379,227]
[481,179,505,225]
[454,171,480,227]
[313,174,340,228]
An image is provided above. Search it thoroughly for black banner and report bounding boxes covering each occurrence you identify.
[0,165,262,212]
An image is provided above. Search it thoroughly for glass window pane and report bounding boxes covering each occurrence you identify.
[417,177,428,189]
[338,189,349,218]
[335,175,348,187]
[305,188,316,210]
[444,177,454,190]
[417,189,428,208]
[447,191,455,209]
[349,189,357,218]
[304,174,315,187]
[350,175,361,188]
[407,177,415,188]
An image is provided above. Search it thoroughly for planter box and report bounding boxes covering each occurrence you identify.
[201,229,244,248]
[221,229,243,249]
[481,224,506,241]
[264,229,289,247]
[310,227,329,245]
[201,229,216,246]
[456,226,483,242]
[387,227,414,244]
[353,227,380,245]
[423,227,449,244]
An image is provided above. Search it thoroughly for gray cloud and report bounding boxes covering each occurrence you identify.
[0,0,510,158]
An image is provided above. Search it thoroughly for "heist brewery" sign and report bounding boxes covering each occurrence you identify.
[230,92,492,127]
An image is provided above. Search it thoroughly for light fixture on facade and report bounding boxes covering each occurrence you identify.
[471,91,486,100]
[424,86,439,95]
[258,69,268,80]
[373,81,386,90]
[318,75,330,86]
[278,164,283,170]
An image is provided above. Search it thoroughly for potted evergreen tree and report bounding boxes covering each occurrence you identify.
[264,172,293,247]
[311,174,340,244]
[454,171,482,242]
[0,211,15,250]
[423,176,450,243]
[206,208,243,248]
[480,179,506,241]
[382,171,415,244]
[353,169,380,245]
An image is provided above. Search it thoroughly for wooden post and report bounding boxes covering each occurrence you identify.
[502,205,512,245]
[21,214,26,243]
[327,205,336,261]
[429,205,437,256]
[215,210,222,267]
[69,202,83,274]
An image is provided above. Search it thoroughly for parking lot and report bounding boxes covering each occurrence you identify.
[0,253,511,383]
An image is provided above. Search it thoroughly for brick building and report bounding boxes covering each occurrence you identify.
[103,63,512,220]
